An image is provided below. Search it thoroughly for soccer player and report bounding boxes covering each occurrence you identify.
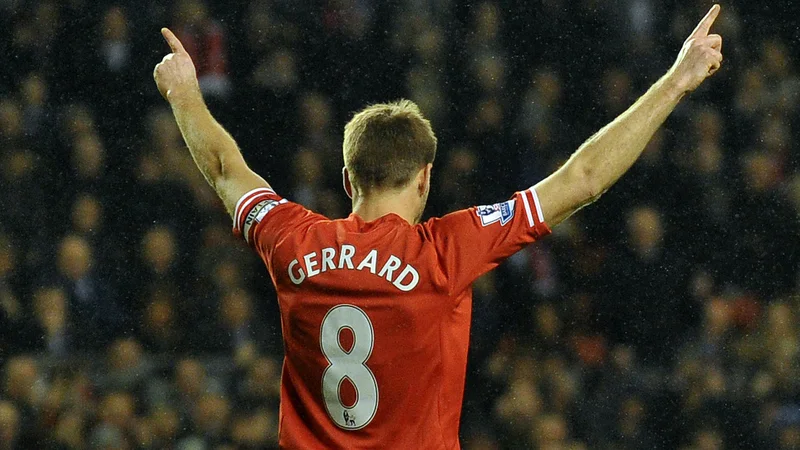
[153,5,723,448]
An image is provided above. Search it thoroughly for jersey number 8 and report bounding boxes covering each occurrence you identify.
[320,304,379,430]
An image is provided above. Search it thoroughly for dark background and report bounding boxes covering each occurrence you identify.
[0,0,799,448]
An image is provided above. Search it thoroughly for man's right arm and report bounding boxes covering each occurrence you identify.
[154,28,268,218]
[535,5,724,227]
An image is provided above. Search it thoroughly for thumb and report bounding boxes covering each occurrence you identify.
[161,28,186,54]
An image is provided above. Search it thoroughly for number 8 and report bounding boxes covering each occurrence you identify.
[320,304,379,430]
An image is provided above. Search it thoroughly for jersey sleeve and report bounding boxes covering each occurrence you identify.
[232,187,319,271]
[426,186,551,295]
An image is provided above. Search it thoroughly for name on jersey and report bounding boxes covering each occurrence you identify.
[288,244,419,292]
[476,199,515,226]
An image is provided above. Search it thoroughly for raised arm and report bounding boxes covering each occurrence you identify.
[153,28,268,218]
[535,5,724,226]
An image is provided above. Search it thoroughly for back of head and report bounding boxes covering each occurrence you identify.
[343,100,437,194]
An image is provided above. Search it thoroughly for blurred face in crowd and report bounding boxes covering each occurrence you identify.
[2,150,35,184]
[148,109,182,151]
[0,99,22,138]
[4,357,38,403]
[300,92,332,133]
[704,297,731,337]
[149,407,180,443]
[293,148,323,186]
[759,116,790,154]
[220,289,253,329]
[470,97,503,133]
[0,233,15,278]
[473,54,506,93]
[762,39,790,77]
[693,107,723,143]
[21,72,47,107]
[144,294,174,335]
[694,141,723,176]
[473,2,500,41]
[245,357,281,400]
[33,287,67,334]
[414,28,444,63]
[618,397,646,436]
[102,6,129,41]
[177,0,208,27]
[780,426,800,449]
[533,303,561,342]
[532,414,568,448]
[494,357,542,431]
[99,392,135,430]
[603,68,633,113]
[175,359,207,399]
[63,104,96,137]
[57,235,93,281]
[71,133,105,179]
[194,394,230,435]
[208,259,242,293]
[532,69,562,107]
[693,428,724,450]
[71,193,103,235]
[253,49,299,92]
[0,401,19,446]
[231,410,276,446]
[54,410,84,448]
[742,152,779,193]
[108,338,144,373]
[141,226,178,274]
[626,206,664,254]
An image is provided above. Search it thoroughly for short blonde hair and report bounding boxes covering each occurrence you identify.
[343,99,437,192]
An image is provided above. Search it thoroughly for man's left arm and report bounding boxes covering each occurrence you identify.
[535,5,724,227]
[153,28,267,218]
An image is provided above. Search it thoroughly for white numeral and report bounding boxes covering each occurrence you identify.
[320,305,379,430]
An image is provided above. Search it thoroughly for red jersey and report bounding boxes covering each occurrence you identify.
[233,186,550,449]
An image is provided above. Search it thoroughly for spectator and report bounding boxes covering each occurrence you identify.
[605,205,694,365]
[3,356,43,448]
[30,286,69,357]
[0,401,20,450]
[54,234,123,349]
[173,0,231,99]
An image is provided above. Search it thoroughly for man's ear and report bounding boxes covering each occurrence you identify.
[342,167,353,199]
[417,163,432,196]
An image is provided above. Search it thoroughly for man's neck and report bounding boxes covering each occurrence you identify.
[351,188,418,224]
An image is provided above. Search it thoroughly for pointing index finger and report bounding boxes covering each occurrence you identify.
[690,4,721,39]
[161,28,186,54]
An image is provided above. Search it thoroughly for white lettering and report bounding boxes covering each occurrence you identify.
[378,255,402,282]
[356,249,378,274]
[392,265,419,292]
[289,244,419,291]
[305,252,320,277]
[288,259,305,285]
[339,245,356,269]
[321,248,336,272]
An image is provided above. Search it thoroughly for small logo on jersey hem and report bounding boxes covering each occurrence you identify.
[476,199,515,226]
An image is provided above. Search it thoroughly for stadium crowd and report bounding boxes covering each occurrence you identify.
[0,0,798,448]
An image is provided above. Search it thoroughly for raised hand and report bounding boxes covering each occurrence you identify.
[667,5,724,93]
[153,28,201,104]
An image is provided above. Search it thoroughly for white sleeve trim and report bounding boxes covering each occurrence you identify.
[529,187,545,224]
[234,187,274,229]
[520,189,535,227]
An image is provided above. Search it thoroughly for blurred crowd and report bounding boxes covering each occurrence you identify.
[0,0,798,448]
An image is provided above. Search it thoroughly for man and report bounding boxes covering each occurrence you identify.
[154,5,723,448]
